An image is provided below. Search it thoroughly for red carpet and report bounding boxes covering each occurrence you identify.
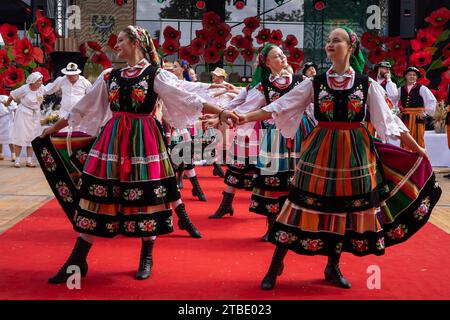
[0,166,449,300]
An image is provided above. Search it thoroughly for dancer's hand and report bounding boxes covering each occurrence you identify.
[202,117,220,129]
[237,113,248,125]
[415,146,429,159]
[40,126,56,138]
[220,110,239,127]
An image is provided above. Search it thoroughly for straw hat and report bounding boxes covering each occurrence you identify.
[61,62,82,75]
[210,67,228,78]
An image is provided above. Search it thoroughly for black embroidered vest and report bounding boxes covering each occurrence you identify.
[400,84,424,108]
[261,74,303,105]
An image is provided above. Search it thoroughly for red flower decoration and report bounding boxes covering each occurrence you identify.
[368,48,387,65]
[35,10,54,36]
[231,35,251,49]
[386,36,408,59]
[442,43,450,59]
[288,48,304,63]
[32,67,50,83]
[409,50,432,67]
[443,57,450,67]
[87,41,102,51]
[256,28,271,44]
[162,39,180,55]
[417,76,430,87]
[178,46,191,61]
[202,11,221,30]
[0,73,3,88]
[0,50,10,69]
[411,29,436,52]
[243,17,260,36]
[79,43,87,57]
[92,52,112,69]
[4,66,25,87]
[0,23,18,45]
[190,38,205,55]
[393,56,407,77]
[224,46,239,63]
[203,47,220,63]
[424,7,450,27]
[12,38,43,66]
[195,29,208,41]
[187,54,200,66]
[108,34,118,50]
[41,31,56,54]
[442,70,450,86]
[320,100,334,113]
[215,23,231,42]
[212,39,226,52]
[132,89,146,103]
[241,48,255,62]
[0,87,8,96]
[423,25,444,38]
[361,32,378,50]
[163,26,181,42]
[268,30,283,45]
[282,34,298,51]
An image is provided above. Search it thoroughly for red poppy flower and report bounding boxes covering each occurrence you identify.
[13,38,43,66]
[241,48,255,62]
[212,40,227,52]
[424,7,450,27]
[107,34,118,51]
[0,86,8,96]
[203,47,220,63]
[411,29,437,52]
[0,23,18,45]
[79,43,87,57]
[152,39,159,50]
[386,36,408,59]
[243,17,260,36]
[423,25,444,38]
[162,39,180,55]
[361,32,378,50]
[443,57,450,67]
[224,46,239,63]
[442,70,450,86]
[87,41,102,52]
[0,49,10,69]
[187,54,200,66]
[393,56,407,77]
[132,89,146,103]
[178,46,191,61]
[35,10,54,37]
[41,31,56,54]
[442,43,450,59]
[32,67,51,83]
[215,23,231,41]
[195,29,208,41]
[190,38,205,55]
[268,30,283,45]
[368,48,387,65]
[231,35,251,49]
[92,52,112,69]
[282,34,298,51]
[416,76,430,87]
[288,48,304,63]
[409,50,432,67]
[163,26,181,42]
[0,73,3,88]
[202,11,221,30]
[256,28,271,44]
[289,62,300,73]
[4,66,25,87]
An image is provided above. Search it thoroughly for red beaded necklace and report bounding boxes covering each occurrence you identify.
[328,69,353,89]
[122,67,141,78]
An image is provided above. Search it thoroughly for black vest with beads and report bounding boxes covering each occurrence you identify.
[107,66,159,114]
[313,73,369,122]
[400,84,424,108]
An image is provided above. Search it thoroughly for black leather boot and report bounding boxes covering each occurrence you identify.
[208,191,234,219]
[48,237,92,284]
[324,256,352,289]
[190,176,207,201]
[177,170,184,189]
[175,203,202,238]
[212,162,225,178]
[260,247,288,290]
[136,239,155,280]
[261,215,277,242]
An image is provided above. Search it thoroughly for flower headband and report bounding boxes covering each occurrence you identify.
[127,25,160,67]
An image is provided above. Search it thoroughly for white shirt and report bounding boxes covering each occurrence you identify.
[376,77,399,106]
[261,67,408,142]
[66,59,205,136]
[44,75,92,116]
[10,84,44,113]
[397,83,437,115]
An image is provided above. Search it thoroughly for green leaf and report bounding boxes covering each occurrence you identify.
[436,29,450,43]
[29,61,37,69]
[429,59,443,70]
[424,47,438,56]
[27,26,35,39]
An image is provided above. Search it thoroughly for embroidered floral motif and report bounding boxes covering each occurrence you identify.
[264,176,281,186]
[300,238,324,251]
[414,197,430,220]
[347,85,365,120]
[244,178,252,189]
[250,200,259,209]
[226,176,239,185]
[103,71,111,81]
[75,150,88,165]
[124,188,144,201]
[130,75,149,110]
[166,216,173,229]
[56,181,73,202]
[41,148,56,172]
[318,84,334,120]
[89,184,108,198]
[76,216,96,231]
[335,242,343,254]
[376,237,385,250]
[275,231,297,244]
[153,186,166,198]
[351,239,369,252]
[138,220,157,232]
[124,221,136,233]
[106,222,119,233]
[386,224,408,239]
[265,203,280,214]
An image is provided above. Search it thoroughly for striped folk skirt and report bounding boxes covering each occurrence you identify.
[32,112,179,238]
[250,115,315,217]
[268,126,442,257]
